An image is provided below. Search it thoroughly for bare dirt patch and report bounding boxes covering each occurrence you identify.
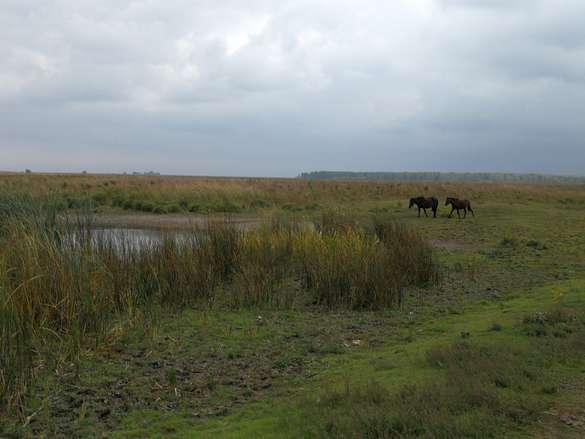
[18,310,397,438]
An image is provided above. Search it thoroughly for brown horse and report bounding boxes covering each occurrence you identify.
[445,197,474,218]
[409,196,438,218]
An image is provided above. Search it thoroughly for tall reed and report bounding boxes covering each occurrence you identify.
[0,206,438,412]
[231,226,296,308]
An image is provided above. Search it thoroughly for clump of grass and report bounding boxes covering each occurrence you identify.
[297,342,550,438]
[315,210,357,235]
[499,237,518,248]
[523,308,581,338]
[490,322,503,332]
[230,227,296,308]
[296,229,388,309]
[374,220,438,287]
[526,239,547,250]
[294,216,438,310]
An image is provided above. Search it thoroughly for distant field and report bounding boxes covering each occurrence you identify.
[2,172,585,217]
[1,173,585,438]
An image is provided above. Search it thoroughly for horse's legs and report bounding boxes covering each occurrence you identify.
[423,208,428,217]
[433,208,437,218]
[463,208,467,219]
[418,207,421,217]
[449,207,454,218]
[457,208,461,219]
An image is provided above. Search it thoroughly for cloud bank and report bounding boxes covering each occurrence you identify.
[1,0,584,176]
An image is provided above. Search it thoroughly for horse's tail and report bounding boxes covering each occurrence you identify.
[432,197,438,216]
[467,201,475,216]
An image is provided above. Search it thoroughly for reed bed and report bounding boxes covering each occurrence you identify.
[0,204,438,412]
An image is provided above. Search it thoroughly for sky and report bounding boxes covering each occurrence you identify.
[1,0,584,177]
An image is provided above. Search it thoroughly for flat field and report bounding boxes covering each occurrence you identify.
[1,173,585,438]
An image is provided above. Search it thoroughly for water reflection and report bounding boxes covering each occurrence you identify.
[83,228,199,251]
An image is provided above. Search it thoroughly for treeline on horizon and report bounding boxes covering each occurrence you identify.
[299,171,585,185]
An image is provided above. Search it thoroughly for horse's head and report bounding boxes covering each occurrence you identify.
[409,198,415,208]
[445,197,453,206]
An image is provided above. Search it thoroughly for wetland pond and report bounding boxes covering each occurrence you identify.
[76,228,201,251]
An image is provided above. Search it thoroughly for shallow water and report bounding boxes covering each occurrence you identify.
[77,221,315,251]
[82,228,200,251]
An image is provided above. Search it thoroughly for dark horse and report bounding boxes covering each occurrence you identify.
[409,196,438,218]
[445,197,474,218]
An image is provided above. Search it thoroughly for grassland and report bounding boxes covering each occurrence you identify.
[1,173,585,438]
[2,171,585,216]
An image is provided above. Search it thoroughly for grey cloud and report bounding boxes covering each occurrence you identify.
[1,0,584,176]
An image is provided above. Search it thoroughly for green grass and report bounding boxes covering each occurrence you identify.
[107,279,585,439]
[2,179,585,438]
[108,198,585,438]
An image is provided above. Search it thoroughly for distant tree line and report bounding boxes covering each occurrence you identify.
[131,171,160,176]
[298,171,585,185]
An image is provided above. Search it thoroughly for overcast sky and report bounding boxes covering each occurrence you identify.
[1,0,584,176]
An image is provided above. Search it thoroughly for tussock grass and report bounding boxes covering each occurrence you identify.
[232,227,296,308]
